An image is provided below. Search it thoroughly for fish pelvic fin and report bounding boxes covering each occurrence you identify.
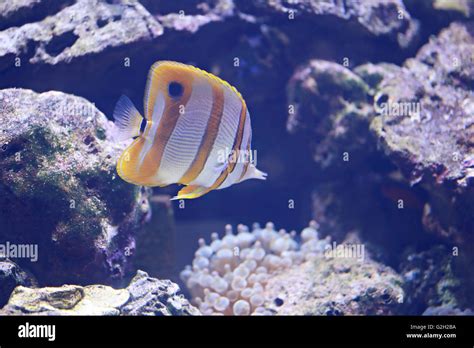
[171,185,210,200]
[113,95,144,141]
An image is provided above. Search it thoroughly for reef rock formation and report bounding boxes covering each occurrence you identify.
[287,59,374,169]
[0,0,472,316]
[0,88,150,285]
[0,0,162,66]
[0,0,422,118]
[288,21,474,242]
[238,0,419,48]
[181,222,403,315]
[287,21,474,312]
[0,260,36,307]
[287,58,424,262]
[121,270,199,315]
[0,270,199,315]
[264,254,404,315]
[400,246,471,315]
[366,22,474,244]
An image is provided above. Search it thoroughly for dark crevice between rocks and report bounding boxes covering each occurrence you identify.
[45,30,79,57]
[96,18,109,28]
[97,14,122,28]
[235,3,421,63]
[0,39,37,73]
[139,0,206,16]
[404,0,473,53]
[0,0,76,31]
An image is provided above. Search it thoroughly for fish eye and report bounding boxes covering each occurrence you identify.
[168,81,184,98]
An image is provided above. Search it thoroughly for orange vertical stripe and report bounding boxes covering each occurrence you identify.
[178,80,225,185]
[138,68,194,183]
[206,99,247,191]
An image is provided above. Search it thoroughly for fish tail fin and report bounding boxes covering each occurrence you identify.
[253,167,268,180]
[239,165,267,182]
[171,185,210,200]
[113,95,144,141]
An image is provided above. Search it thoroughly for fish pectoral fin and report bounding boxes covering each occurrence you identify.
[171,185,210,200]
[113,95,144,141]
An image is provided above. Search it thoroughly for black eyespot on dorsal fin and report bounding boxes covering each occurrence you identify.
[168,81,184,98]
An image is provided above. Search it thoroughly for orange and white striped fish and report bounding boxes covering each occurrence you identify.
[113,61,267,200]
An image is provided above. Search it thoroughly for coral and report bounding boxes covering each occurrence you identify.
[181,221,328,315]
[0,270,199,315]
[181,222,404,315]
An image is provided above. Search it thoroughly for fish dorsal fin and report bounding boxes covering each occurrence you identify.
[144,61,247,121]
[113,95,144,141]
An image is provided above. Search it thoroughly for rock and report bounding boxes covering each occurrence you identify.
[0,270,200,315]
[0,0,76,31]
[0,260,36,307]
[238,0,420,48]
[122,270,200,315]
[0,284,129,315]
[0,88,150,285]
[0,0,162,68]
[0,0,423,120]
[423,305,474,315]
[264,256,404,315]
[287,59,373,169]
[0,0,166,119]
[368,22,474,189]
[367,22,474,244]
[287,22,474,268]
[156,0,235,33]
[406,0,473,19]
[400,246,471,314]
[146,0,418,46]
[287,59,429,263]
